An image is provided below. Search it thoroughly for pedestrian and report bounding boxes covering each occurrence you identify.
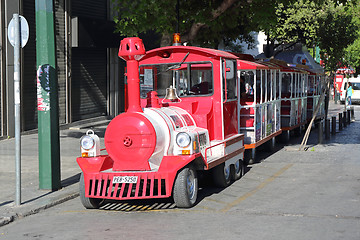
[347,82,353,105]
[240,76,247,98]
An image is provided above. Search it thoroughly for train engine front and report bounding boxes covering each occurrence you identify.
[77,37,211,208]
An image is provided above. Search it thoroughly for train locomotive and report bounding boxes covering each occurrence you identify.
[77,37,245,208]
[76,37,325,209]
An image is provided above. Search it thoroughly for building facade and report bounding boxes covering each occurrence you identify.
[0,0,127,138]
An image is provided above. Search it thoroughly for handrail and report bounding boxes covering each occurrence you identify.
[204,134,243,162]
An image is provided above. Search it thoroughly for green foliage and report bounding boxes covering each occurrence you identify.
[344,0,360,75]
[112,0,295,47]
[272,0,322,47]
[317,3,358,72]
[271,0,358,73]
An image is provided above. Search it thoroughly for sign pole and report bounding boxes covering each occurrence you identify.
[35,0,61,190]
[8,13,29,205]
[13,14,21,206]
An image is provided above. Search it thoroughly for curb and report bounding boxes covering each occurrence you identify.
[0,189,79,228]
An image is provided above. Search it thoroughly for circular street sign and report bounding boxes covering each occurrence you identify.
[8,15,29,48]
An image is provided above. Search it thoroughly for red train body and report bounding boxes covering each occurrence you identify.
[77,37,324,209]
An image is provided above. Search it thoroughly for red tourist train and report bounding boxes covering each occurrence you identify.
[76,37,325,209]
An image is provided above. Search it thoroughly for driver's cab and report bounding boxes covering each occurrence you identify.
[137,46,238,142]
[139,62,213,98]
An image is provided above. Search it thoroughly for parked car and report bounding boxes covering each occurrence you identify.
[340,77,360,104]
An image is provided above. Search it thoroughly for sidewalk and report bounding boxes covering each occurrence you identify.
[0,118,109,227]
[0,101,347,227]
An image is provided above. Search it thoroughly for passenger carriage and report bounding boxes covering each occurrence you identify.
[260,61,309,140]
[236,57,282,161]
[307,71,326,121]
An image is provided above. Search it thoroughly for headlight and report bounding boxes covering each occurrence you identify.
[176,132,191,148]
[80,135,95,150]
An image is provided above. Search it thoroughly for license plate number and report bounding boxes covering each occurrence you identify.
[112,176,138,184]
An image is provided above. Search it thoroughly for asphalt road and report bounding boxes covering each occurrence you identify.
[1,107,360,240]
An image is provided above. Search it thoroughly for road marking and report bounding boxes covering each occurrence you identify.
[220,163,293,212]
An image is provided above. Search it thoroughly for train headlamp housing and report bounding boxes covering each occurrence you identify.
[176,132,191,148]
[80,130,100,157]
[80,135,95,150]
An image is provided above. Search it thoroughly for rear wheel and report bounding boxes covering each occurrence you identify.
[212,163,231,187]
[231,159,244,181]
[80,173,104,209]
[173,166,198,208]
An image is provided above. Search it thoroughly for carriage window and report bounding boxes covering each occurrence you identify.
[276,70,280,99]
[240,70,254,102]
[267,70,272,101]
[139,62,213,98]
[307,76,313,95]
[256,70,261,102]
[281,73,291,97]
[262,70,266,102]
[292,73,297,97]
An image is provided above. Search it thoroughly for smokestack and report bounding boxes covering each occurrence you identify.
[118,37,146,113]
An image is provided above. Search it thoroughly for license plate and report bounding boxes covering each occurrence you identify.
[112,176,138,184]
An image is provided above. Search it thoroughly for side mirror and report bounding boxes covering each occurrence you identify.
[224,60,235,79]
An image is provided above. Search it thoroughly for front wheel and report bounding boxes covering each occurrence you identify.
[173,166,198,208]
[79,173,104,209]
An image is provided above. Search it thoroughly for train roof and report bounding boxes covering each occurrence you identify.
[237,60,268,70]
[141,45,238,63]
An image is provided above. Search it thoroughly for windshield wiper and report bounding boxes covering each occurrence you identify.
[158,52,190,74]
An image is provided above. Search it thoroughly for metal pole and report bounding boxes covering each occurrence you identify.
[317,120,323,144]
[36,0,61,190]
[325,118,330,140]
[331,116,336,135]
[13,14,21,206]
[339,113,343,131]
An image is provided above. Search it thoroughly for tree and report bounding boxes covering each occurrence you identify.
[111,0,294,48]
[344,0,360,76]
[270,0,358,73]
[271,0,322,47]
[317,3,358,72]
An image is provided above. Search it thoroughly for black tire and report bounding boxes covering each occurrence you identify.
[264,137,275,152]
[280,130,290,143]
[79,173,104,209]
[231,159,244,181]
[173,166,198,208]
[212,163,231,187]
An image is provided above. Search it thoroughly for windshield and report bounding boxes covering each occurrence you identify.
[139,62,213,98]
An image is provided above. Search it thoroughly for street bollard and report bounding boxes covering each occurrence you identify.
[331,116,336,135]
[317,120,323,144]
[325,119,330,140]
[343,111,347,127]
[347,110,351,124]
[339,113,343,131]
[351,108,355,122]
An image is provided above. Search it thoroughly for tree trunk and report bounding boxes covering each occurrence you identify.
[182,0,238,44]
[160,33,172,47]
